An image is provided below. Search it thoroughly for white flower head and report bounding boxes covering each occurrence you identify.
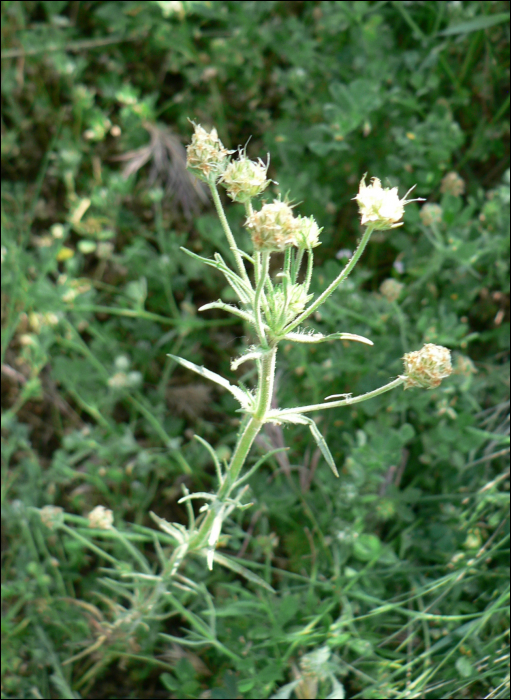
[88,505,114,530]
[293,215,322,249]
[220,149,271,203]
[402,343,453,389]
[245,199,298,251]
[186,122,233,182]
[354,175,425,230]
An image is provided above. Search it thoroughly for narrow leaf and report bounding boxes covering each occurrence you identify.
[307,419,339,477]
[181,247,252,302]
[267,413,338,475]
[209,552,275,592]
[284,331,373,345]
[167,354,252,409]
[438,13,509,36]
[199,301,256,325]
[231,348,265,370]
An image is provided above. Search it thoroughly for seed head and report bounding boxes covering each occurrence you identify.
[293,215,322,249]
[245,199,298,251]
[220,151,270,202]
[402,343,452,389]
[186,123,232,182]
[354,175,424,230]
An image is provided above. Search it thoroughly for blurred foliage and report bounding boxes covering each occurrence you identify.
[1,1,509,699]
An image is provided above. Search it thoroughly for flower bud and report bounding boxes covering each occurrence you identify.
[354,175,424,230]
[271,284,312,326]
[245,199,298,251]
[220,151,270,202]
[186,123,232,182]
[380,278,403,302]
[293,215,322,249]
[402,344,452,389]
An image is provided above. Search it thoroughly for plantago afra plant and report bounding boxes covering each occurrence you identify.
[156,123,451,570]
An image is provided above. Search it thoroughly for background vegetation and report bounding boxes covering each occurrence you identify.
[2,1,509,698]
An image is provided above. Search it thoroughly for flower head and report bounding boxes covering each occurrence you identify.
[380,278,403,303]
[40,506,65,530]
[420,203,443,227]
[88,505,114,530]
[293,215,322,249]
[220,150,271,202]
[440,171,465,197]
[186,123,232,182]
[354,175,425,230]
[402,343,452,389]
[245,199,298,251]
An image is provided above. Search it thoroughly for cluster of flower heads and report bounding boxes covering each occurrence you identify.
[245,200,322,252]
[186,124,431,254]
[186,123,322,251]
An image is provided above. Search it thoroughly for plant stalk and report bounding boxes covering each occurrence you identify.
[281,224,376,336]
[189,347,277,552]
[209,182,252,288]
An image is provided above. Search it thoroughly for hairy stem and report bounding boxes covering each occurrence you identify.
[281,224,375,336]
[209,181,252,288]
[189,347,277,552]
[273,376,405,417]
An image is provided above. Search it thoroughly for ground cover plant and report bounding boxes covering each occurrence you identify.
[1,1,509,699]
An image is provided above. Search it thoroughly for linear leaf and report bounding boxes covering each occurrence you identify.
[271,413,339,477]
[307,419,339,477]
[284,331,373,345]
[167,354,252,409]
[209,552,275,593]
[199,301,256,325]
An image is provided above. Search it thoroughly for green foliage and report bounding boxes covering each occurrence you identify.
[2,1,509,699]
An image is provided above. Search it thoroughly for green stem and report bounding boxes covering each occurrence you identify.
[281,224,375,336]
[293,248,305,283]
[303,248,314,293]
[209,181,252,288]
[273,376,405,417]
[254,251,270,346]
[189,347,277,552]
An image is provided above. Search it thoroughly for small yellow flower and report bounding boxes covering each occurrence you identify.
[56,247,75,262]
[354,175,424,230]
